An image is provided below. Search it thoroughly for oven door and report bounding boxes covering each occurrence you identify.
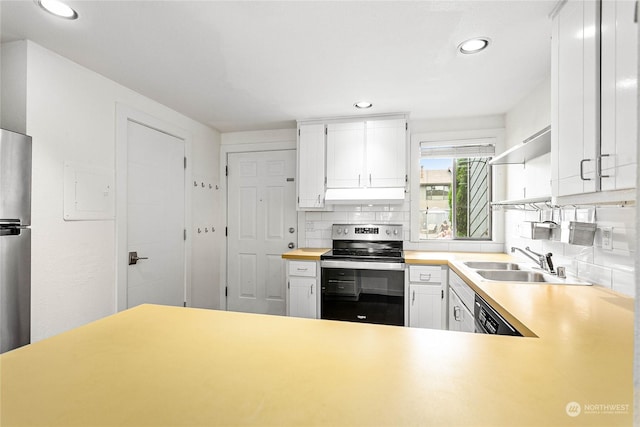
[320,261,405,326]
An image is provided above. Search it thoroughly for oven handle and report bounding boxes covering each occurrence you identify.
[320,260,405,271]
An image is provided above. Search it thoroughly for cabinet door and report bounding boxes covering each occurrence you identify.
[409,284,442,329]
[289,277,317,319]
[600,0,637,191]
[459,303,475,333]
[448,288,475,333]
[297,124,326,208]
[366,119,406,187]
[552,0,599,197]
[326,122,365,188]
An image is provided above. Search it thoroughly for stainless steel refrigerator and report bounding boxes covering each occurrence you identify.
[0,128,31,353]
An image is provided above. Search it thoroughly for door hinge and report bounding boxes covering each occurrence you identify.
[225,227,228,237]
[184,229,187,240]
[225,165,228,177]
[297,196,299,203]
[325,127,328,135]
[184,157,187,169]
[441,289,444,299]
[225,287,228,297]
[287,281,290,289]
[298,129,301,136]
[405,122,408,131]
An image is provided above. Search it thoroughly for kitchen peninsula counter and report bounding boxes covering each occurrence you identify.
[1,251,634,426]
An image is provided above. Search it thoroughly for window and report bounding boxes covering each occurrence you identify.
[418,139,494,240]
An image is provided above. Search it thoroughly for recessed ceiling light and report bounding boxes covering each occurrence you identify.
[354,101,373,109]
[458,38,490,55]
[37,0,78,20]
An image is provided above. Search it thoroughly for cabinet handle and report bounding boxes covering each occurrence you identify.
[317,194,321,205]
[296,267,308,271]
[310,284,313,295]
[454,306,461,321]
[358,174,361,187]
[419,273,431,281]
[579,158,593,181]
[369,173,372,185]
[597,154,610,179]
[412,290,415,304]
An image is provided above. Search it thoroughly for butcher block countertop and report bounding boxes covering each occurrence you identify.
[1,252,634,426]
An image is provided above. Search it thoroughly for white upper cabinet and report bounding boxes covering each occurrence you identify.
[297,123,326,209]
[326,122,365,188]
[551,0,600,197]
[326,118,406,189]
[552,0,637,202]
[366,119,407,188]
[600,0,637,192]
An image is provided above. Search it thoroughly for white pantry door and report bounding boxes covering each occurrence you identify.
[127,121,185,308]
[227,150,297,315]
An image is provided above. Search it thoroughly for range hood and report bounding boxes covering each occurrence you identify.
[324,187,406,204]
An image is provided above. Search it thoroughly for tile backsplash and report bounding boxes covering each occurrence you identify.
[301,202,636,298]
[503,205,636,297]
[301,202,412,248]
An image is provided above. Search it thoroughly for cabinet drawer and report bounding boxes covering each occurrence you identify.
[449,271,474,312]
[288,261,317,277]
[409,265,442,283]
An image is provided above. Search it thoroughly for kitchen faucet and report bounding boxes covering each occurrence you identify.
[510,246,555,274]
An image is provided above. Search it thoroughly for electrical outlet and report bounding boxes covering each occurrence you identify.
[601,227,613,250]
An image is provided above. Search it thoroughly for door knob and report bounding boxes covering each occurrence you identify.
[289,227,295,233]
[129,251,149,265]
[288,242,295,249]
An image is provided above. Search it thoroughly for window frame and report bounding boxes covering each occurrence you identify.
[409,128,505,244]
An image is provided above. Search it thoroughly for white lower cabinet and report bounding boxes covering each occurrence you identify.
[448,288,475,333]
[289,277,317,319]
[447,271,475,333]
[407,265,446,329]
[286,260,318,319]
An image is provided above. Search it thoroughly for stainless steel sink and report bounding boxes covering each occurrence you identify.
[475,270,549,282]
[463,261,520,270]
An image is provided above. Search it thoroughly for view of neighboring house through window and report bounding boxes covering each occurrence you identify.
[419,139,494,240]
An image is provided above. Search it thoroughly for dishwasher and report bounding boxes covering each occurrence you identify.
[474,294,522,336]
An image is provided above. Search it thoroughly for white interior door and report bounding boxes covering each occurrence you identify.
[227,150,296,315]
[127,121,185,308]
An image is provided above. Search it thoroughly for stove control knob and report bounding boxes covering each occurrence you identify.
[343,229,349,235]
[386,229,391,235]
[336,228,343,234]
[393,229,399,235]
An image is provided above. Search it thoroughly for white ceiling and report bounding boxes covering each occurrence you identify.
[1,0,555,133]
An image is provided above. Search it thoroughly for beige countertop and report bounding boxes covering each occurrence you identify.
[1,251,634,426]
[281,248,329,260]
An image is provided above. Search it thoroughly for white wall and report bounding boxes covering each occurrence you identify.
[502,75,636,297]
[2,41,221,341]
[0,40,27,134]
